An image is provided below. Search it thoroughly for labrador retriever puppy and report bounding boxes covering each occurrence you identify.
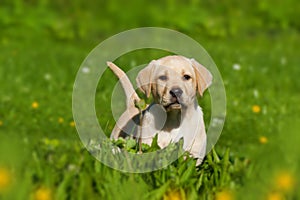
[108,55,212,165]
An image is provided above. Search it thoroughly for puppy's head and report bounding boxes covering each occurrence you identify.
[136,55,212,111]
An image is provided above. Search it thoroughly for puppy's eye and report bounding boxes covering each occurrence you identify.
[159,75,168,81]
[183,75,191,80]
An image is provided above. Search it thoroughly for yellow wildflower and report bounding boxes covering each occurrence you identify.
[34,187,52,200]
[69,121,75,127]
[0,120,3,126]
[275,171,295,192]
[259,136,268,144]
[32,101,39,109]
[215,190,234,200]
[267,192,284,200]
[163,189,184,200]
[252,105,261,113]
[0,167,11,192]
[58,117,64,124]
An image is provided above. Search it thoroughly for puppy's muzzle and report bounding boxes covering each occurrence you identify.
[165,87,183,111]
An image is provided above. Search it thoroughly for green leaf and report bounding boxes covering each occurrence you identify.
[196,171,204,190]
[179,159,196,185]
[145,181,170,200]
[135,99,147,110]
[147,134,160,152]
[125,138,137,150]
[212,148,220,163]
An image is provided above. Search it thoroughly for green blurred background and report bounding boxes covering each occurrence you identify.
[0,0,299,199]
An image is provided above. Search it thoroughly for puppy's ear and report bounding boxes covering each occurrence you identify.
[136,60,156,98]
[190,58,213,96]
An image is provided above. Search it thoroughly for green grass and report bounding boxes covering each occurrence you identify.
[1,0,300,199]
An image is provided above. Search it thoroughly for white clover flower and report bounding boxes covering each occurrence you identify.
[233,63,241,71]
[82,67,90,74]
[211,117,224,127]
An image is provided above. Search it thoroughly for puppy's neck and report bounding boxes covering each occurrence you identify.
[163,109,181,131]
[181,99,199,116]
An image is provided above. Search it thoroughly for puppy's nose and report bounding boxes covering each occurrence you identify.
[170,88,183,98]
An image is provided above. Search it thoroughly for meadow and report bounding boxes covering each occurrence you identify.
[0,0,299,199]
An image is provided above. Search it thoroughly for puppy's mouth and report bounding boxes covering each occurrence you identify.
[164,98,182,111]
